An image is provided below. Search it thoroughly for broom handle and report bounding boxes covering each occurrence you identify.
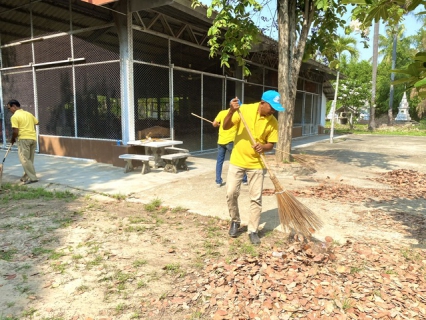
[236,109,276,178]
[2,144,12,163]
[191,113,213,124]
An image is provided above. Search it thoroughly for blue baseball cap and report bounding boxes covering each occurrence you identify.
[261,90,285,112]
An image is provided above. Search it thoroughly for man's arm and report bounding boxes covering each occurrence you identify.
[253,142,274,154]
[11,128,19,145]
[223,97,240,130]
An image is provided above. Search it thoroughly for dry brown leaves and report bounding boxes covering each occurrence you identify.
[370,169,426,199]
[144,237,426,319]
[292,169,426,202]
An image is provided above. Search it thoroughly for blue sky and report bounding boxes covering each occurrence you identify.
[198,0,424,62]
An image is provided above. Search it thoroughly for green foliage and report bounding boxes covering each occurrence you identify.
[337,78,371,113]
[322,35,359,70]
[391,52,426,98]
[192,0,263,75]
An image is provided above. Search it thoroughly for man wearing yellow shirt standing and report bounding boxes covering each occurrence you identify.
[8,99,39,184]
[222,90,285,245]
[213,108,247,187]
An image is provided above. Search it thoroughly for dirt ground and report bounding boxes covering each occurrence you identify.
[0,134,426,320]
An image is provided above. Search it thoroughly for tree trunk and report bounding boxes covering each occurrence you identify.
[388,30,397,125]
[329,71,340,143]
[369,21,379,131]
[276,0,311,163]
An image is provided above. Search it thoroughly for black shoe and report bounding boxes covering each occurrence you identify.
[23,179,38,185]
[228,221,240,237]
[248,232,261,245]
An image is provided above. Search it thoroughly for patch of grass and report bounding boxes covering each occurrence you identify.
[163,263,186,277]
[111,193,126,200]
[21,307,37,317]
[401,248,422,262]
[144,198,162,212]
[133,259,148,268]
[32,247,53,257]
[86,255,103,269]
[17,285,31,294]
[384,269,397,275]
[0,316,19,320]
[0,184,76,206]
[124,225,146,233]
[72,254,84,261]
[51,262,66,273]
[76,285,90,293]
[350,266,363,274]
[49,251,66,260]
[54,217,74,228]
[325,122,426,136]
[128,216,149,224]
[341,298,354,311]
[171,206,188,213]
[229,239,258,257]
[16,264,31,271]
[137,280,147,288]
[0,249,18,261]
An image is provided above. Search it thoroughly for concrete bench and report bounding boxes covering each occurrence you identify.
[160,153,190,173]
[119,154,154,174]
[165,146,189,154]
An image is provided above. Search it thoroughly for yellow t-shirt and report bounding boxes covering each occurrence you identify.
[11,109,38,141]
[215,109,237,144]
[229,102,278,169]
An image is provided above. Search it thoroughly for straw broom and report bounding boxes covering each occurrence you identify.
[0,144,13,190]
[237,110,323,236]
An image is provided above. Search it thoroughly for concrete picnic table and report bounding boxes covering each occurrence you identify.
[126,139,183,168]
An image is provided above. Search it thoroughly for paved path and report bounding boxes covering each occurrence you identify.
[3,134,425,237]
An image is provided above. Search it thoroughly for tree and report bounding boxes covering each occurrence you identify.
[191,0,348,162]
[346,0,426,121]
[322,35,359,142]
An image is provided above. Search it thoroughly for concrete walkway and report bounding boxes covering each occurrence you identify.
[0,134,334,231]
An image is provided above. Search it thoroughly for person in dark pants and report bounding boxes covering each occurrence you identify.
[222,91,285,245]
[213,108,247,187]
[8,99,39,184]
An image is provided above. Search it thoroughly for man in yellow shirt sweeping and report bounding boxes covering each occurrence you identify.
[8,99,39,184]
[222,90,285,245]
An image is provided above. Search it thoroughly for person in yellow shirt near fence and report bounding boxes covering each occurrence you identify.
[8,99,39,184]
[213,107,247,188]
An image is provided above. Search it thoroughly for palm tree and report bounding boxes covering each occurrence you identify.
[324,35,359,143]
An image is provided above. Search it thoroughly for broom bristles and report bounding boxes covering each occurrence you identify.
[270,175,323,236]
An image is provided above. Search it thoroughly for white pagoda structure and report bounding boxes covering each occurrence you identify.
[395,92,411,121]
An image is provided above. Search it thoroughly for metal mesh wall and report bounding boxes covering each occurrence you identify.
[133,62,170,139]
[133,31,169,66]
[74,62,121,139]
[173,69,202,151]
[73,30,120,63]
[202,75,224,151]
[243,83,264,104]
[37,67,74,136]
[1,43,33,68]
[34,36,72,64]
[1,69,35,143]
